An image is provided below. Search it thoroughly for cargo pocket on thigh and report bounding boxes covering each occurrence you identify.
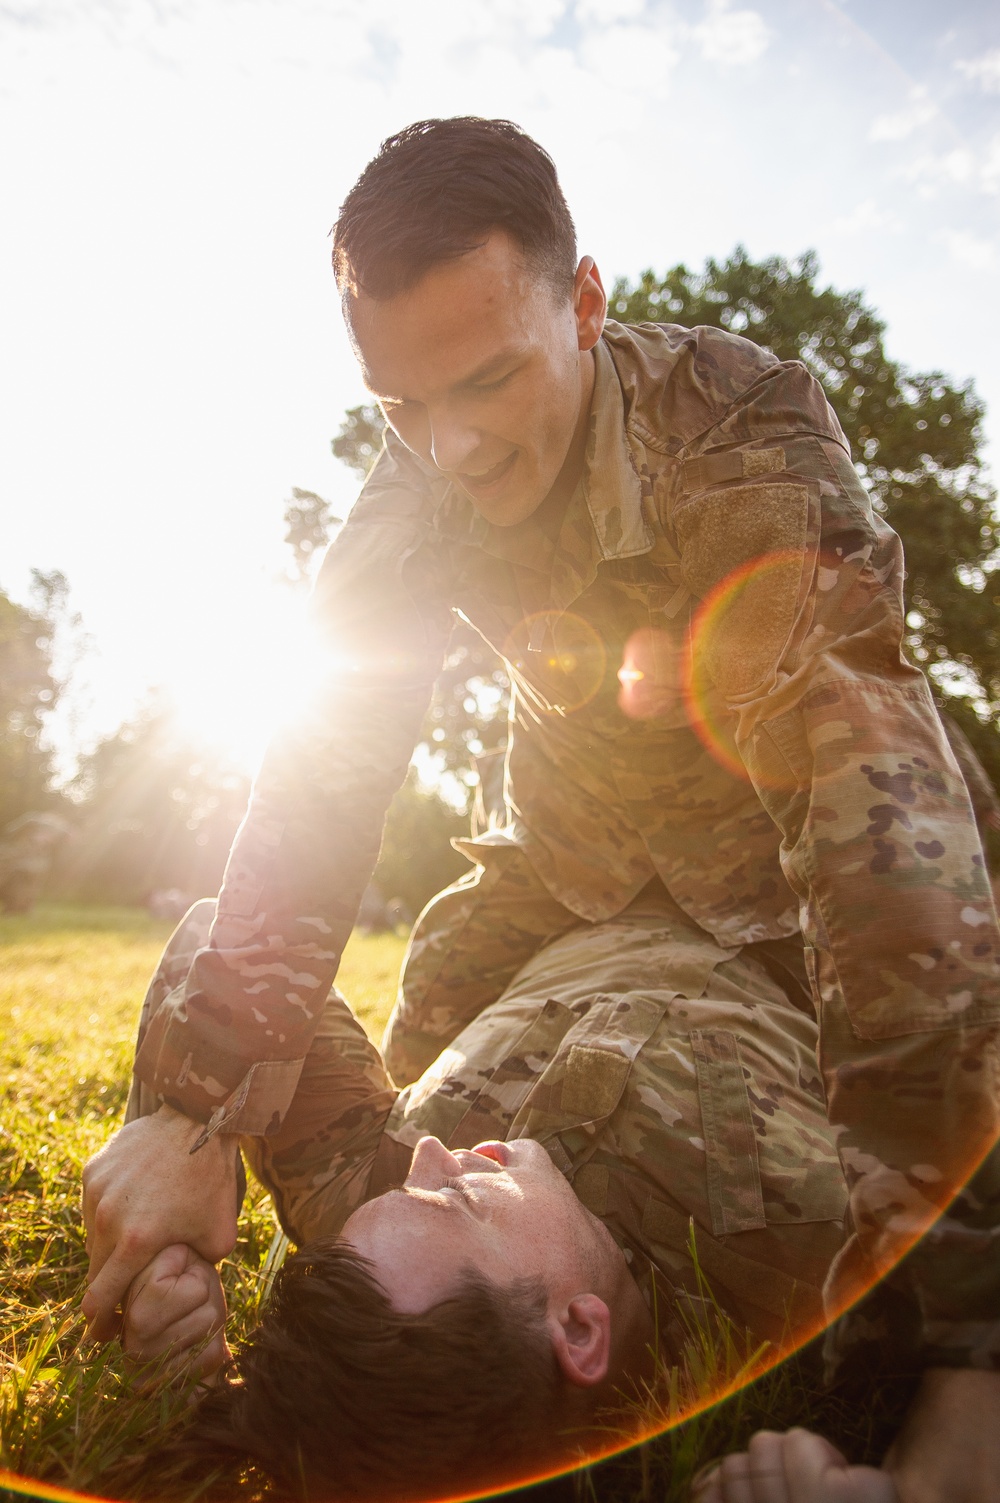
[691,1029,766,1235]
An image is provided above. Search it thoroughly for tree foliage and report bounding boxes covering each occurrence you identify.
[60,699,251,904]
[371,767,469,918]
[333,247,1000,791]
[333,412,511,802]
[282,487,342,589]
[0,573,70,829]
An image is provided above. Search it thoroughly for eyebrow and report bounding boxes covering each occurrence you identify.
[363,349,524,405]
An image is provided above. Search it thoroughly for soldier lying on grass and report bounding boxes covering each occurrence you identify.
[99,886,903,1502]
[82,117,1000,1502]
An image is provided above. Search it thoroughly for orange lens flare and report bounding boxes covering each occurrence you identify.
[504,611,607,715]
[5,1149,998,1502]
[683,550,808,785]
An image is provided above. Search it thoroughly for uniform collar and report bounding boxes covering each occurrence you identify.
[581,336,651,560]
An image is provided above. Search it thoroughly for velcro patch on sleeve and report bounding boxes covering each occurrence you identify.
[742,446,785,477]
[676,482,811,698]
[680,446,786,492]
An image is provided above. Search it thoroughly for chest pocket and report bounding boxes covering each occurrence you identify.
[506,993,671,1147]
[693,1028,847,1235]
[397,992,671,1154]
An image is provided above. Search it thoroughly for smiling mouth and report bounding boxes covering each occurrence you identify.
[457,451,517,496]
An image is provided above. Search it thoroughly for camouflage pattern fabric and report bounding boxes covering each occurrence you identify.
[129,888,847,1357]
[132,320,1000,1372]
[382,844,578,1086]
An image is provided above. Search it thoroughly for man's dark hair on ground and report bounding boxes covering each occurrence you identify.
[139,1240,580,1502]
[332,116,578,301]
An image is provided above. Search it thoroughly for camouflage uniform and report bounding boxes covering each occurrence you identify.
[133,321,1000,1373]
[130,885,847,1356]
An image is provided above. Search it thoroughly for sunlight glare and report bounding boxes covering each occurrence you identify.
[165,581,330,775]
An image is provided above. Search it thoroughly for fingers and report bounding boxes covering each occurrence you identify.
[123,1299,223,1364]
[124,1250,215,1346]
[79,1111,240,1342]
[122,1249,230,1386]
[128,1317,231,1390]
[83,1236,161,1339]
[691,1433,793,1503]
[121,1250,222,1346]
[691,1430,897,1503]
[781,1430,896,1502]
[746,1431,793,1503]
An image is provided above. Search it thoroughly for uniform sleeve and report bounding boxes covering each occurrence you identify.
[672,357,1000,1372]
[134,436,455,1141]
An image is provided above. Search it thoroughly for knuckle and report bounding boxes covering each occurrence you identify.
[92,1199,116,1237]
[118,1226,150,1261]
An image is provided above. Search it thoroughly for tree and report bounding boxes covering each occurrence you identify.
[282,487,342,589]
[332,248,1000,803]
[332,410,512,802]
[371,768,470,919]
[61,697,251,904]
[291,446,510,913]
[0,572,70,829]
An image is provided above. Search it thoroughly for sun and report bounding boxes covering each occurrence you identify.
[165,583,331,776]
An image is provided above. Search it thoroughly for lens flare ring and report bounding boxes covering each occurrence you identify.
[503,610,607,716]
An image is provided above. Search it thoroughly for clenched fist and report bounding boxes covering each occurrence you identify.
[123,1244,230,1384]
[692,1429,897,1502]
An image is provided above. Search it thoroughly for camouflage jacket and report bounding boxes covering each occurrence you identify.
[136,321,1000,1368]
[249,893,848,1358]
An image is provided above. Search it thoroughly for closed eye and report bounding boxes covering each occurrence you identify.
[471,371,515,395]
[441,1177,474,1203]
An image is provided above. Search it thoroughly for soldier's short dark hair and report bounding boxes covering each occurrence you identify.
[332,116,578,301]
[133,1239,573,1502]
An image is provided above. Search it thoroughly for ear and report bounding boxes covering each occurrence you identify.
[572,257,606,353]
[549,1294,612,1388]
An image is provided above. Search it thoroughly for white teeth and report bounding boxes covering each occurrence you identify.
[464,454,512,481]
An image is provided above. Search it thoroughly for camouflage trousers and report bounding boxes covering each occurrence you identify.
[382,846,813,1087]
[381,848,580,1085]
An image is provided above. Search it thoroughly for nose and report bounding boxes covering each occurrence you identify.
[405,1135,464,1189]
[426,407,480,475]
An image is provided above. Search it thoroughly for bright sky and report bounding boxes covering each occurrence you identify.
[3,0,999,774]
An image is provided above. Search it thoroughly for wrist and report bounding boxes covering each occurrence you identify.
[152,1104,239,1162]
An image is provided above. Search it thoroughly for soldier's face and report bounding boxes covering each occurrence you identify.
[341,1134,626,1320]
[346,232,607,527]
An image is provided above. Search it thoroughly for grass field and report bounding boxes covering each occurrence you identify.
[1,905,905,1503]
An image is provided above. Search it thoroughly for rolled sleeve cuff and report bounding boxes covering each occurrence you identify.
[191,1057,307,1148]
[134,986,305,1144]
